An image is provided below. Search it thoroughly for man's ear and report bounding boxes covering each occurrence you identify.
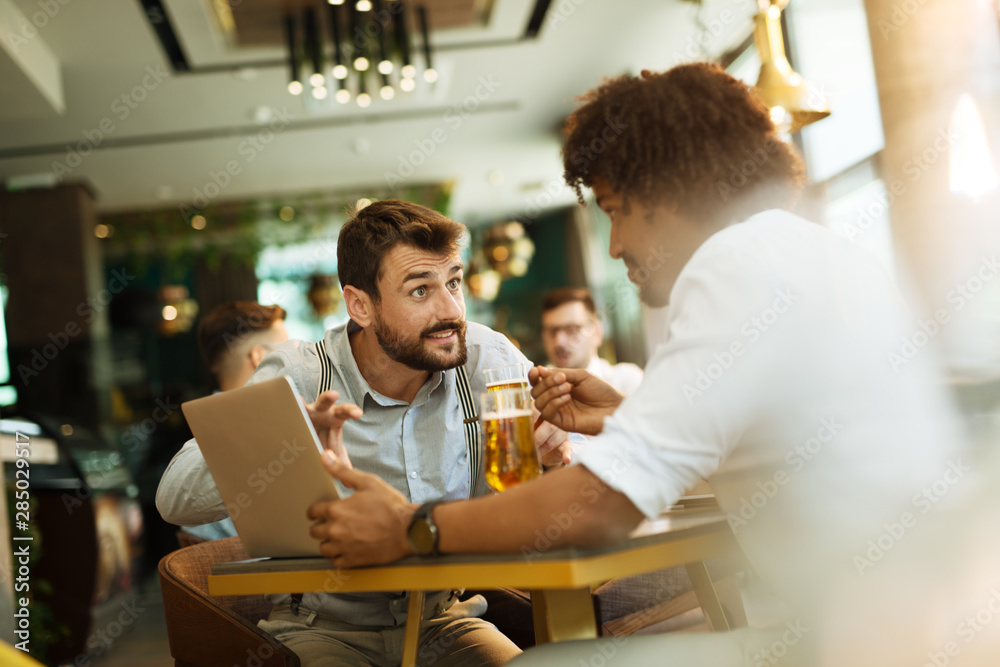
[344,285,375,327]
[248,344,267,369]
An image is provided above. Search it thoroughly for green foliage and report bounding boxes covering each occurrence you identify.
[98,185,451,270]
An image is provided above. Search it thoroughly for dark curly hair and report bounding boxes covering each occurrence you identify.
[562,63,806,224]
[337,199,466,301]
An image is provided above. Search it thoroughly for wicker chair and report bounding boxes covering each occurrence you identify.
[159,536,299,667]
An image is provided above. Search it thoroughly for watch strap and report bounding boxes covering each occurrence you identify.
[409,501,442,557]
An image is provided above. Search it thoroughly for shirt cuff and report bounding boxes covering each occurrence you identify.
[573,417,692,520]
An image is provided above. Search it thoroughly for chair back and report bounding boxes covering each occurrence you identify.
[159,536,299,667]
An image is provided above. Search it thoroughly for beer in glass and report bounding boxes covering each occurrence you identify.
[480,386,541,492]
[484,364,529,394]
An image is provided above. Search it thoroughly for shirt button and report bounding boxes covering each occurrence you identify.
[409,471,417,479]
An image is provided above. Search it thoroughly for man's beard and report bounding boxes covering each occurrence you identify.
[372,313,469,372]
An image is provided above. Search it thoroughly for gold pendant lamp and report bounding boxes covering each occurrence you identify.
[753,0,830,132]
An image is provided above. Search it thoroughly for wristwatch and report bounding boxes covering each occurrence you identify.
[407,501,442,557]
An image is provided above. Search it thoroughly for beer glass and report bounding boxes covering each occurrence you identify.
[484,363,528,393]
[480,386,541,492]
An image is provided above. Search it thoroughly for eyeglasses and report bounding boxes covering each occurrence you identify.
[541,323,590,339]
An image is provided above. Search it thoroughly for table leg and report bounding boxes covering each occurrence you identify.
[715,576,748,628]
[529,588,597,643]
[685,561,730,631]
[401,590,425,667]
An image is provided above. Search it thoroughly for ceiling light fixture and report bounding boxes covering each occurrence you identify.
[752,0,829,132]
[417,6,437,83]
[305,6,325,92]
[357,62,371,107]
[394,1,415,80]
[327,2,351,104]
[285,15,302,95]
[286,3,437,106]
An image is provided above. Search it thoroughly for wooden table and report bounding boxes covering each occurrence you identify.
[209,507,740,667]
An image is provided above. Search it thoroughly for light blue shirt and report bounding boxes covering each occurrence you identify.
[157,319,530,625]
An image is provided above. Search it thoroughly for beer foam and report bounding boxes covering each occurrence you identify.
[482,409,532,420]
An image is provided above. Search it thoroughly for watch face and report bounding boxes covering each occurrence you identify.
[408,519,436,556]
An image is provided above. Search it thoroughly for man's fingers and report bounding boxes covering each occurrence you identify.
[322,435,354,469]
[533,381,569,404]
[320,451,368,489]
[534,384,572,415]
[312,390,340,409]
[540,395,573,427]
[534,420,560,446]
[310,401,362,430]
[331,403,363,421]
[307,499,334,521]
[528,365,552,387]
[530,373,569,400]
[530,372,561,399]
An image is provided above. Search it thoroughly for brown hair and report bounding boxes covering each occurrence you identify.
[198,302,286,372]
[541,287,597,317]
[562,63,806,225]
[337,199,466,301]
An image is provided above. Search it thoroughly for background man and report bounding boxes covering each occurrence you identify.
[158,199,571,665]
[540,286,643,394]
[198,301,289,392]
[305,65,963,664]
[179,301,288,544]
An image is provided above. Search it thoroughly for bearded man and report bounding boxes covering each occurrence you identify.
[157,199,571,666]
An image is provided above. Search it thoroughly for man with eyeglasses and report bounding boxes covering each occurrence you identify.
[540,287,643,394]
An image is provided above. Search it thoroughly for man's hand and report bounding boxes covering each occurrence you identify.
[305,391,363,468]
[308,453,415,568]
[532,414,573,468]
[529,366,624,436]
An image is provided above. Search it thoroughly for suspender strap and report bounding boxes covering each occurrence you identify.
[291,341,340,607]
[317,339,337,395]
[454,365,482,499]
[315,337,482,498]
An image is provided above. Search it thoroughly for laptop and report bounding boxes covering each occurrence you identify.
[181,376,344,558]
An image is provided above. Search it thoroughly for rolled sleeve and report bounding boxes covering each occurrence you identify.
[155,339,316,527]
[155,439,228,526]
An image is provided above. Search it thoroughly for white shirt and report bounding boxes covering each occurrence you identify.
[574,210,963,615]
[586,356,644,395]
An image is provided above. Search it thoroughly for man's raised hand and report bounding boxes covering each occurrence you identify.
[528,366,624,436]
[305,391,363,469]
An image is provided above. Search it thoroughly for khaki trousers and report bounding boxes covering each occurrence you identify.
[258,594,522,666]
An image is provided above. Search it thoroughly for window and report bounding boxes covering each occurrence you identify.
[256,240,347,342]
[0,284,17,406]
